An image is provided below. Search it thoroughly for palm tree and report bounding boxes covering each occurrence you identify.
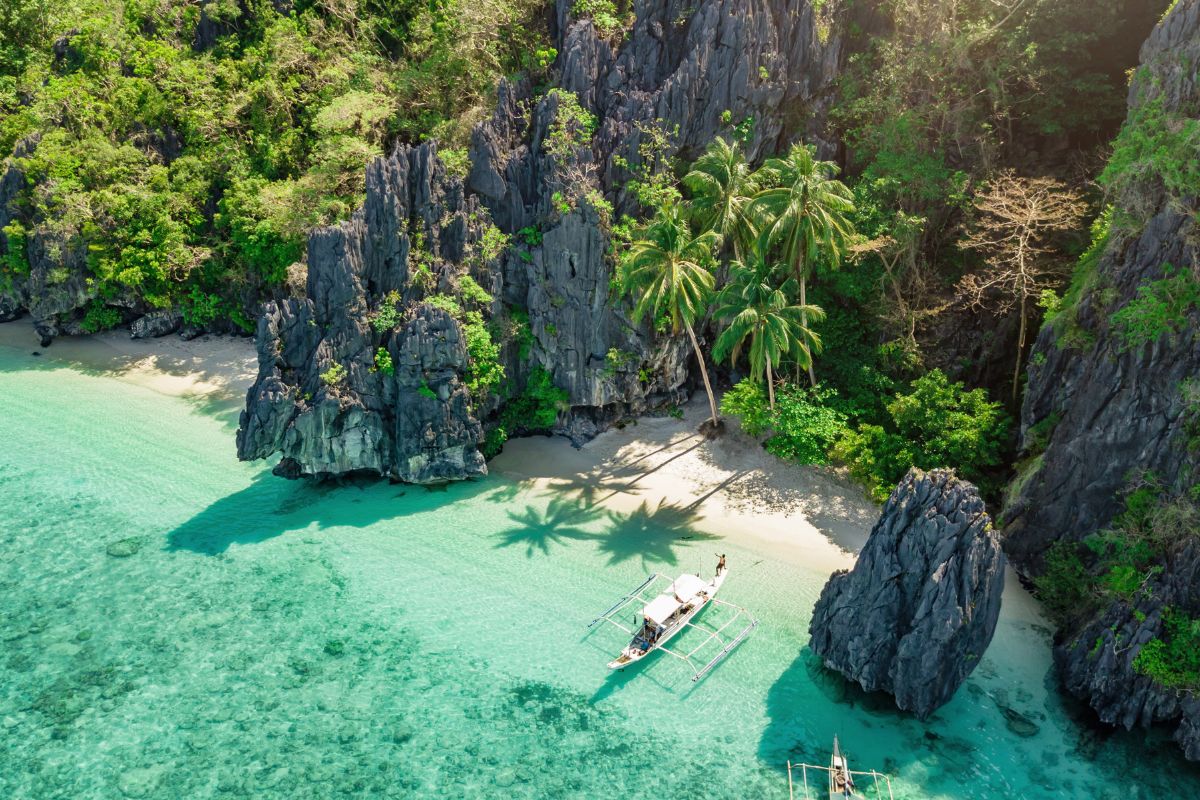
[620,202,722,427]
[713,246,825,410]
[683,137,756,265]
[750,142,855,386]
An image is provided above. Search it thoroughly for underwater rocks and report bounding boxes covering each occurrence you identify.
[105,536,144,558]
[809,468,1005,720]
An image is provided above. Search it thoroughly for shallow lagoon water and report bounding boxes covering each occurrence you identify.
[2,345,1200,799]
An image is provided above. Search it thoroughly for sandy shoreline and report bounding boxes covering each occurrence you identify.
[0,321,259,402]
[494,404,880,573]
[1,320,877,569]
[1,319,1045,619]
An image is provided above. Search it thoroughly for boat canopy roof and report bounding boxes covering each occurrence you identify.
[642,574,709,625]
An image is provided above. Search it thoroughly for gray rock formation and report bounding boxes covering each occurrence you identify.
[130,310,183,339]
[1003,0,1200,758]
[237,0,848,482]
[809,468,1005,719]
[237,144,488,484]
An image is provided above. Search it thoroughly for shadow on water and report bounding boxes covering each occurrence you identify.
[496,496,605,556]
[760,647,1200,799]
[166,471,497,555]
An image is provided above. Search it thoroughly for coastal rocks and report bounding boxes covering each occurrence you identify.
[130,311,183,339]
[237,144,489,484]
[809,468,1005,720]
[1002,0,1200,760]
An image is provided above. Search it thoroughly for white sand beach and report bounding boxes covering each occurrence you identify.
[0,318,1045,638]
[0,322,259,401]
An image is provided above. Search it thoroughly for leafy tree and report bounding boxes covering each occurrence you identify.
[683,136,755,264]
[749,142,856,386]
[834,369,1010,500]
[713,244,824,410]
[619,202,721,427]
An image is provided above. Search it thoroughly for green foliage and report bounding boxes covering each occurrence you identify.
[458,275,493,308]
[320,362,347,387]
[1110,265,1200,353]
[481,425,508,459]
[1051,206,1113,349]
[543,90,597,161]
[1100,96,1200,217]
[440,148,470,180]
[417,381,437,399]
[80,300,121,333]
[0,0,549,322]
[373,347,394,376]
[833,370,1010,501]
[476,224,509,264]
[572,0,629,39]
[1033,485,1200,638]
[1132,607,1200,692]
[721,379,848,465]
[500,366,568,431]
[371,291,404,332]
[603,348,638,377]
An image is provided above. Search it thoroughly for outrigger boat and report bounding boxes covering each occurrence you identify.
[829,736,857,799]
[786,737,894,800]
[587,559,758,682]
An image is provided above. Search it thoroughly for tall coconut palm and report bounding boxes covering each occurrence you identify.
[620,202,722,427]
[713,247,825,410]
[750,142,855,386]
[683,136,756,265]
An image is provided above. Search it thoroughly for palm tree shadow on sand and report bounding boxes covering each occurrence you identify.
[596,499,720,569]
[166,471,495,554]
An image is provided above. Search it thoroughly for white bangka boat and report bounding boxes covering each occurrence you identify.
[829,736,857,799]
[587,561,758,682]
[786,737,894,800]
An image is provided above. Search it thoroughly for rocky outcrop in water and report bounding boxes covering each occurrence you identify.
[1003,0,1200,759]
[809,468,1005,720]
[237,0,847,481]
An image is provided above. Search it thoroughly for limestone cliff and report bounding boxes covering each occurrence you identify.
[1003,0,1200,759]
[237,0,846,480]
[810,468,1005,720]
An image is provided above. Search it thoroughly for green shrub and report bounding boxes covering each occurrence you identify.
[370,291,404,332]
[543,89,597,161]
[720,379,849,465]
[571,0,629,38]
[440,147,470,180]
[320,363,347,386]
[500,366,568,431]
[373,347,394,376]
[1132,607,1200,692]
[832,370,1010,501]
[417,381,437,400]
[1100,96,1200,215]
[80,300,121,333]
[481,426,508,459]
[1110,265,1200,353]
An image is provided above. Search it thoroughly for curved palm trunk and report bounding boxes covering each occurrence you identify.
[685,323,720,426]
[766,358,776,411]
[799,275,817,387]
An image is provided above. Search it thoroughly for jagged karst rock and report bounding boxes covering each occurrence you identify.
[1003,0,1200,759]
[130,311,183,339]
[237,144,489,483]
[239,0,849,482]
[809,469,1005,720]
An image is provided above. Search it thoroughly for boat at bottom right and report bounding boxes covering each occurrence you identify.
[786,737,895,800]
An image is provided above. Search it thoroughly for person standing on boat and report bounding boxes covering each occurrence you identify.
[715,553,726,576]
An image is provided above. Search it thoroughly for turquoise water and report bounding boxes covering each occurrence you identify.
[2,343,1199,799]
